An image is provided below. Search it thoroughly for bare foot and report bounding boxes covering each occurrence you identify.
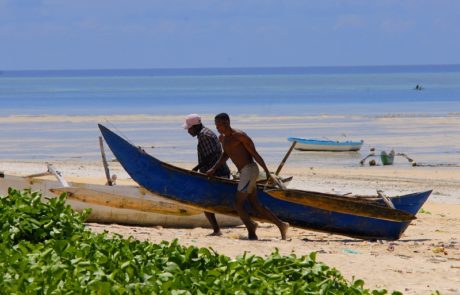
[207,231,223,236]
[248,233,258,240]
[279,222,289,240]
[248,222,258,240]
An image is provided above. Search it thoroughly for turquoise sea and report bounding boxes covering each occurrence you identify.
[1,65,459,168]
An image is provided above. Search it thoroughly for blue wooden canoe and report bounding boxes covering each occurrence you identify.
[288,137,363,151]
[99,124,431,240]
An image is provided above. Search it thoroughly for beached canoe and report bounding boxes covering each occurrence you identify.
[100,124,431,240]
[287,137,363,151]
[0,173,242,228]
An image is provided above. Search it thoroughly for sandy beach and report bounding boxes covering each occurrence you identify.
[1,159,459,294]
[2,1,459,293]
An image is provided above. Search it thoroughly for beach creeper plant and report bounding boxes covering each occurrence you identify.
[0,188,90,245]
[0,189,409,294]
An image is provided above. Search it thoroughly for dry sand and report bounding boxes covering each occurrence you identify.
[1,160,459,294]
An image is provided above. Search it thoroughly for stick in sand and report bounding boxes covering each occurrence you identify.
[99,136,113,186]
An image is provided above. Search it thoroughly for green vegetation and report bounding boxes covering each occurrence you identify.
[418,208,432,214]
[0,189,403,294]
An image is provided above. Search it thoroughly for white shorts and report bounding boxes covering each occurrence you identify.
[237,163,259,193]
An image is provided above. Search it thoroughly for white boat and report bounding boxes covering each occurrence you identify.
[0,165,242,228]
[288,137,363,152]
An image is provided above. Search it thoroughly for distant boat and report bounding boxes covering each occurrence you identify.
[380,150,395,165]
[414,84,424,91]
[288,137,363,152]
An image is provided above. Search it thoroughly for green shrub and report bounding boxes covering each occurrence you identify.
[0,189,402,294]
[0,188,90,245]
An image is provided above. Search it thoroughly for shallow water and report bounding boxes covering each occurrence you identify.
[0,114,458,170]
[1,65,459,168]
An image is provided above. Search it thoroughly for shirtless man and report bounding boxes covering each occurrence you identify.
[206,113,289,240]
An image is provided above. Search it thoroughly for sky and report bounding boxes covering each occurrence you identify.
[1,0,459,70]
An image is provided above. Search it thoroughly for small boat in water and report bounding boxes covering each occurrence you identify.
[288,137,363,152]
[380,150,395,165]
[100,124,431,240]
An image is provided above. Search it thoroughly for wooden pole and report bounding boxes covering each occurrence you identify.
[265,141,296,191]
[47,164,69,187]
[275,141,297,176]
[377,190,395,209]
[99,136,113,186]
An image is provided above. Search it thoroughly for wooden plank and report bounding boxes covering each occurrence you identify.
[267,189,415,222]
[49,186,201,216]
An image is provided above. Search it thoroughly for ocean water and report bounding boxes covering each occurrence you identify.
[0,65,459,168]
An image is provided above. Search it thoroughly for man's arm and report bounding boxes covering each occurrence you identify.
[206,153,229,177]
[193,153,218,172]
[237,133,271,179]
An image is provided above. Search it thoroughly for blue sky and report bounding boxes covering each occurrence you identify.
[1,0,459,70]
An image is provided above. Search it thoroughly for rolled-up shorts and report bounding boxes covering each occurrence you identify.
[237,163,259,193]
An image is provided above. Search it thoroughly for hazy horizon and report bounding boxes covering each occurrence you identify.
[2,63,460,75]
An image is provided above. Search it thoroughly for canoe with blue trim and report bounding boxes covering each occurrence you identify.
[288,137,363,151]
[99,124,431,240]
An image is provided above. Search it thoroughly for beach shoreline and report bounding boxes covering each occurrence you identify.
[1,158,459,203]
[1,159,459,294]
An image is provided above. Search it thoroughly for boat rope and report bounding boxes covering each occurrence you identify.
[137,145,179,149]
[103,119,135,145]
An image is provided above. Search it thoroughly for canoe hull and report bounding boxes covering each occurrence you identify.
[100,125,431,240]
[0,174,242,228]
[288,137,363,151]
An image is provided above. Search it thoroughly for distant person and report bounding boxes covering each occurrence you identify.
[183,113,231,236]
[207,113,289,240]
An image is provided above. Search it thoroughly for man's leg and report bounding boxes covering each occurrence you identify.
[204,212,222,236]
[235,191,258,240]
[247,191,289,240]
[204,173,230,237]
